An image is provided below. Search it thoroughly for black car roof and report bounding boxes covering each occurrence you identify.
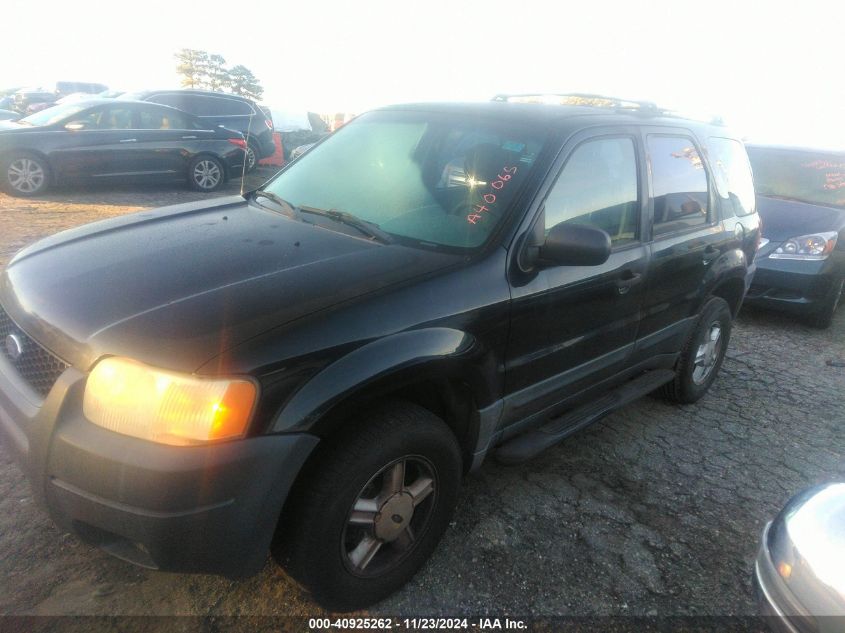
[132,89,255,103]
[376,101,730,136]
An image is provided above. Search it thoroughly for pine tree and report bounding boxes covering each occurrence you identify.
[174,49,209,89]
[227,65,264,101]
[206,54,230,92]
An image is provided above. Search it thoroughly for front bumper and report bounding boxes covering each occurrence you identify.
[0,351,318,578]
[744,254,841,316]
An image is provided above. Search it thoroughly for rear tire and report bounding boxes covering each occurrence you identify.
[274,401,462,611]
[1,152,50,196]
[187,155,225,192]
[806,277,843,329]
[245,142,258,172]
[661,297,732,404]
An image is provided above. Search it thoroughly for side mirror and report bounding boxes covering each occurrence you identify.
[64,121,89,131]
[539,223,612,267]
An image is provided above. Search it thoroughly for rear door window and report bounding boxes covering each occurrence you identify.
[138,107,190,130]
[544,137,640,246]
[648,135,710,235]
[708,137,756,217]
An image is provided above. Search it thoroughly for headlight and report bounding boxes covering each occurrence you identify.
[769,232,838,260]
[83,357,257,446]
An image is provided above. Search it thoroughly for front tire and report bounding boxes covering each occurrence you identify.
[187,155,225,192]
[661,296,732,404]
[275,401,462,611]
[2,153,50,196]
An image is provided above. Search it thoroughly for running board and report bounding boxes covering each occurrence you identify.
[495,369,675,464]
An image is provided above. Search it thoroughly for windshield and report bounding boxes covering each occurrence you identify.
[748,147,845,209]
[262,110,544,249]
[20,102,93,127]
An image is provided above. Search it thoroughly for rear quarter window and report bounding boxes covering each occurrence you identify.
[647,135,710,235]
[707,137,756,217]
[189,96,253,117]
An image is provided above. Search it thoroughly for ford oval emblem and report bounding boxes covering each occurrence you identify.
[5,334,23,361]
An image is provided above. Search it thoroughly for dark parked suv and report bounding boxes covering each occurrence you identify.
[122,89,274,171]
[0,95,759,610]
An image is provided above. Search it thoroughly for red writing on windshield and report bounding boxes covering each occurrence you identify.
[467,166,518,225]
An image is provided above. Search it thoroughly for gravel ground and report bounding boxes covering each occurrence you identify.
[0,179,843,623]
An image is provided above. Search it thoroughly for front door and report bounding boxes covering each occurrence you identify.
[50,104,141,181]
[503,130,649,428]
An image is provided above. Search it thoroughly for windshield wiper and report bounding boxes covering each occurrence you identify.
[299,205,393,244]
[250,189,301,219]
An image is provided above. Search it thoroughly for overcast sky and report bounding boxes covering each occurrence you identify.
[2,0,843,148]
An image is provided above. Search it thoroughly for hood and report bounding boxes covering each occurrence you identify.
[0,120,28,132]
[1,196,460,372]
[757,195,845,242]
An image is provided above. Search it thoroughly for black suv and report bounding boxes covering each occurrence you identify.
[122,89,274,171]
[0,95,759,610]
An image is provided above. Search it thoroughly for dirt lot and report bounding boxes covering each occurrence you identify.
[0,177,843,623]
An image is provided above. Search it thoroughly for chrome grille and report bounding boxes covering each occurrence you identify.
[0,306,69,397]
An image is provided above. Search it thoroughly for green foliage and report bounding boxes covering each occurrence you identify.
[227,65,264,101]
[174,49,263,100]
[174,48,208,89]
[206,54,230,92]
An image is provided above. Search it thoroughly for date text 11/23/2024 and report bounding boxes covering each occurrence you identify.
[308,617,528,630]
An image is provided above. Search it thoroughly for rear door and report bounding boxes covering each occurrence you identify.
[632,128,730,362]
[132,105,206,178]
[503,128,649,427]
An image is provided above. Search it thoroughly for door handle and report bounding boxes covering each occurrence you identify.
[703,245,720,264]
[119,138,137,143]
[181,135,197,139]
[616,272,643,294]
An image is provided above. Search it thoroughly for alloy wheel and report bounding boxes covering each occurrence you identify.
[692,321,722,385]
[193,160,221,189]
[7,158,45,193]
[341,456,437,577]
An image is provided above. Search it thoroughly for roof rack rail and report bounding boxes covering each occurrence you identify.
[491,93,669,115]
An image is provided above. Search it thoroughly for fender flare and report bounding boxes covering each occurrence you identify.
[270,327,493,434]
[696,247,748,314]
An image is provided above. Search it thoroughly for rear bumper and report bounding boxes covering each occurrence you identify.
[744,255,841,315]
[0,354,318,577]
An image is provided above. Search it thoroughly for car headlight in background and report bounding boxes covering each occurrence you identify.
[769,232,838,260]
[83,357,257,446]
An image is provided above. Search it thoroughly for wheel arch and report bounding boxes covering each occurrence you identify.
[698,247,749,317]
[270,327,499,470]
[709,274,747,317]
